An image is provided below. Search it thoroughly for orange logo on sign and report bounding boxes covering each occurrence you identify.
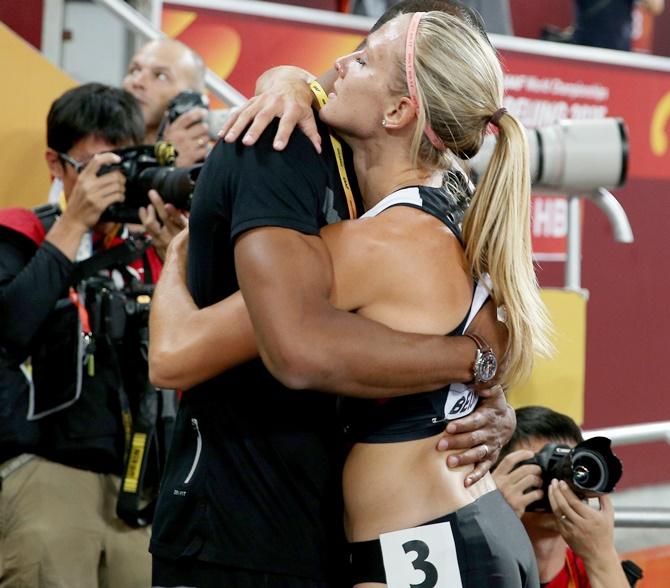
[651,92,670,157]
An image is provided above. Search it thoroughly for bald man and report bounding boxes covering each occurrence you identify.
[123,39,209,166]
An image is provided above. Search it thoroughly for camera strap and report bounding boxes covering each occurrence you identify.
[309,80,358,220]
[70,235,150,284]
[116,380,159,527]
[116,385,178,527]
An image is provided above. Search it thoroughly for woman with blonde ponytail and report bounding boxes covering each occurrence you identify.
[147,5,549,586]
[312,9,550,586]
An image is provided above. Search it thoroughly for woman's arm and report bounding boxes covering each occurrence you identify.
[148,229,257,389]
[220,66,337,152]
[640,0,664,16]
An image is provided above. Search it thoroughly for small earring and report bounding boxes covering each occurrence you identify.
[382,119,387,128]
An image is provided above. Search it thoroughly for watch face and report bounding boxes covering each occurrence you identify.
[477,351,497,382]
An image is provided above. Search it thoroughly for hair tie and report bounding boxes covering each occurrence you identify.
[406,12,446,151]
[489,107,507,127]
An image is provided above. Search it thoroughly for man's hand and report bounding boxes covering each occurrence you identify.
[163,108,209,167]
[548,480,630,587]
[220,66,321,152]
[62,152,125,232]
[491,449,544,517]
[436,385,515,487]
[139,189,188,260]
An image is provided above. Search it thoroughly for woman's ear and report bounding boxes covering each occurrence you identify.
[382,96,417,130]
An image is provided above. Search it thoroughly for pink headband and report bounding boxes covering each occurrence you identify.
[405,12,446,151]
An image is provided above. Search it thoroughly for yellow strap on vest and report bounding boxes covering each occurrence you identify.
[308,79,357,220]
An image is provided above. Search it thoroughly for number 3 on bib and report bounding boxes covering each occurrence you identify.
[379,521,463,588]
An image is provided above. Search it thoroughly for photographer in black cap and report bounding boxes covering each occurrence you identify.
[492,406,640,588]
[0,83,180,587]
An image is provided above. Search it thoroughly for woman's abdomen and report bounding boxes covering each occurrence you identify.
[343,433,495,542]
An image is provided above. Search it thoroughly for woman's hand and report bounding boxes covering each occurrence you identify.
[162,224,189,277]
[436,384,516,486]
[219,66,321,152]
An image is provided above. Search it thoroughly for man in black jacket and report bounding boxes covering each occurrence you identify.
[0,83,156,588]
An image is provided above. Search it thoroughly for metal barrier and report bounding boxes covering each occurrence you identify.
[614,509,670,528]
[91,0,247,106]
[584,420,670,446]
[582,421,670,529]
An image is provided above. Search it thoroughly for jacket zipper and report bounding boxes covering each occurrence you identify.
[184,417,202,484]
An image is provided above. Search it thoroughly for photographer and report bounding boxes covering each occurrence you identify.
[123,38,209,167]
[0,83,168,587]
[492,406,637,588]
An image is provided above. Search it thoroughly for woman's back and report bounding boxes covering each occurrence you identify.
[321,185,493,542]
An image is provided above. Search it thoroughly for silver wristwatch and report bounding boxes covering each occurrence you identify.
[464,333,497,384]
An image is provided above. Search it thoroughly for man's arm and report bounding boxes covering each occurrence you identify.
[548,480,630,588]
[149,222,512,481]
[234,226,479,395]
[0,153,125,353]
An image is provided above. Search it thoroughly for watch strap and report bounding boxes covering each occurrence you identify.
[464,332,491,353]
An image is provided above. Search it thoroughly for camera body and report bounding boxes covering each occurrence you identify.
[165,90,210,125]
[97,144,201,223]
[517,436,623,512]
[165,90,233,141]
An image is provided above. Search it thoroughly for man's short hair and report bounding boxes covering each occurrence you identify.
[371,0,490,44]
[47,82,145,153]
[497,405,585,464]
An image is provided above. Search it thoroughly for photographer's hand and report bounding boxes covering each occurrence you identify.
[139,189,188,261]
[548,480,629,588]
[491,450,544,517]
[47,152,125,260]
[220,65,322,153]
[164,108,209,167]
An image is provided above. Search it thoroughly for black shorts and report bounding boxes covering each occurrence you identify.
[152,556,335,588]
[349,490,539,588]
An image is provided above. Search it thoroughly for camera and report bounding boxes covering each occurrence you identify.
[516,436,623,512]
[468,117,629,192]
[163,90,234,141]
[97,144,201,224]
[162,90,209,130]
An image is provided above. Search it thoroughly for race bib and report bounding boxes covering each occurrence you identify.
[444,383,478,420]
[380,521,463,588]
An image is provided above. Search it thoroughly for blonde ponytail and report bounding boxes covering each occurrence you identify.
[462,112,553,388]
[404,11,554,387]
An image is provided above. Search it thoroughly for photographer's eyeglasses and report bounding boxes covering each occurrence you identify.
[58,152,90,174]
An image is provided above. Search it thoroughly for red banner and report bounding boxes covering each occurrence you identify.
[164,3,670,260]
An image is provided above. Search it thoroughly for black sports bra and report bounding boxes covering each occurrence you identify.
[339,185,491,443]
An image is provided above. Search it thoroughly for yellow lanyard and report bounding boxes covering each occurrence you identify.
[308,79,357,220]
